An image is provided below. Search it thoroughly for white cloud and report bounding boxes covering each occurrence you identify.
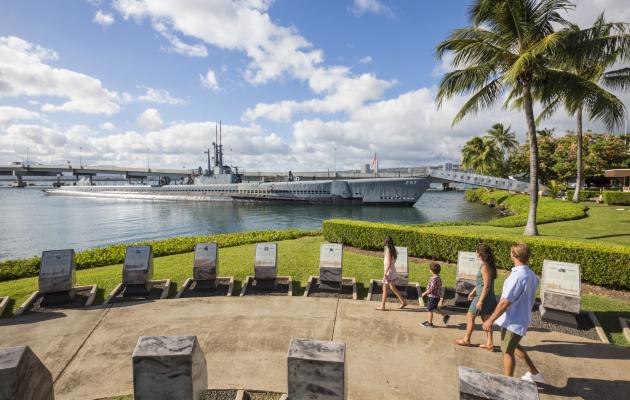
[568,0,630,27]
[100,122,116,131]
[359,56,373,64]
[137,86,185,105]
[0,36,120,115]
[136,108,163,131]
[93,10,115,27]
[152,20,208,57]
[0,106,40,123]
[350,0,394,18]
[199,69,219,91]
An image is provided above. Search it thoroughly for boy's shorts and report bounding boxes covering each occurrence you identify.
[426,296,440,311]
[500,328,522,355]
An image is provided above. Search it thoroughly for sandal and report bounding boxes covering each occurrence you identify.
[398,301,407,309]
[455,339,473,347]
[375,306,386,311]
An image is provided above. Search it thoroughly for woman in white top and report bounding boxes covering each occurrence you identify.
[376,236,407,310]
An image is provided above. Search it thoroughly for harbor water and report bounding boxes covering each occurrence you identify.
[0,188,495,260]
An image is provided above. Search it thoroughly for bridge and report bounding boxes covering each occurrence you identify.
[0,163,530,193]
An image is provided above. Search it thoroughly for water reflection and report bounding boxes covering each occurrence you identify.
[0,188,495,259]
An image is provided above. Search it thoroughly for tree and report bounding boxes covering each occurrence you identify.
[537,14,630,202]
[484,123,518,175]
[461,136,502,175]
[436,0,626,236]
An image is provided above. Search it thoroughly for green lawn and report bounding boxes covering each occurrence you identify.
[1,236,628,346]
[436,204,630,246]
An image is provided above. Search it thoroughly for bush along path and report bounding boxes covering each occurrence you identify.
[464,188,589,227]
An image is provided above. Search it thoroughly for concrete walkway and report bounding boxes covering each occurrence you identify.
[1,297,629,399]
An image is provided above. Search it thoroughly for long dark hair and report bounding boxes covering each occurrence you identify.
[384,236,398,260]
[476,243,497,279]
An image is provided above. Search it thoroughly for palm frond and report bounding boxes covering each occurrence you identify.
[436,65,498,107]
[452,79,504,125]
[601,67,630,90]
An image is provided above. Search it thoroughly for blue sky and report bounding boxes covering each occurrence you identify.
[0,0,628,170]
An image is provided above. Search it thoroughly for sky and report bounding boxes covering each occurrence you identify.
[0,0,629,172]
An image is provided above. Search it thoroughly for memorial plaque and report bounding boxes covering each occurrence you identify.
[39,249,76,294]
[288,338,346,400]
[193,243,218,281]
[319,244,343,291]
[0,345,54,400]
[254,243,277,280]
[455,251,481,305]
[123,246,154,296]
[541,260,581,322]
[395,246,409,286]
[133,336,207,400]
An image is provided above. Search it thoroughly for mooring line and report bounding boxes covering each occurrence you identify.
[53,305,113,384]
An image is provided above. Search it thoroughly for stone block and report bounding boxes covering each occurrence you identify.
[0,345,54,400]
[193,243,218,281]
[123,246,154,292]
[455,280,475,305]
[395,246,408,286]
[132,336,207,400]
[254,243,277,280]
[459,367,539,400]
[542,291,580,315]
[540,306,578,329]
[39,249,76,294]
[287,338,345,400]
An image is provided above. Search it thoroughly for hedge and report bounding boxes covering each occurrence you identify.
[566,189,601,202]
[602,191,630,206]
[465,189,588,227]
[323,219,630,290]
[0,229,319,282]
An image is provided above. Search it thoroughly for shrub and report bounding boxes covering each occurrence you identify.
[465,189,588,227]
[602,191,630,205]
[566,189,601,202]
[0,229,319,282]
[323,219,630,290]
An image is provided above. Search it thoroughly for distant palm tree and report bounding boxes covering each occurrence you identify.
[435,0,627,236]
[537,14,630,203]
[461,136,502,175]
[485,123,518,175]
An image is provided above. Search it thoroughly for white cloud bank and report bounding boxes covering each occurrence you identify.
[136,108,163,131]
[0,106,40,123]
[137,86,185,105]
[350,0,395,18]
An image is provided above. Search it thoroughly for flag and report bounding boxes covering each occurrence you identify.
[371,152,377,168]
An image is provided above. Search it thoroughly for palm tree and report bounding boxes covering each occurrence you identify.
[485,123,518,175]
[537,14,630,203]
[485,123,518,156]
[435,0,627,236]
[461,136,502,175]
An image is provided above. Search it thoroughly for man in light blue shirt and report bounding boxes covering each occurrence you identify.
[483,242,544,383]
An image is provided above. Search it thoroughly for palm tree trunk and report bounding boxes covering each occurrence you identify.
[572,107,583,203]
[523,81,539,236]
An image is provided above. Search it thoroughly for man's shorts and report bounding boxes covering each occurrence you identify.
[426,296,440,311]
[500,328,523,355]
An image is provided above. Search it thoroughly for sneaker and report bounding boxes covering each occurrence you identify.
[420,321,434,328]
[442,315,450,325]
[521,372,545,384]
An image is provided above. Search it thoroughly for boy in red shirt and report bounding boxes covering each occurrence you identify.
[421,262,450,327]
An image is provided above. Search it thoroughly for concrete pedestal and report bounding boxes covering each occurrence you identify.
[455,280,475,306]
[132,336,207,400]
[0,345,54,400]
[287,338,346,400]
[40,289,76,306]
[459,367,539,400]
[540,306,579,329]
[192,280,216,291]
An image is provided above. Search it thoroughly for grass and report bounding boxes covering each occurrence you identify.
[1,236,628,347]
[436,203,630,246]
